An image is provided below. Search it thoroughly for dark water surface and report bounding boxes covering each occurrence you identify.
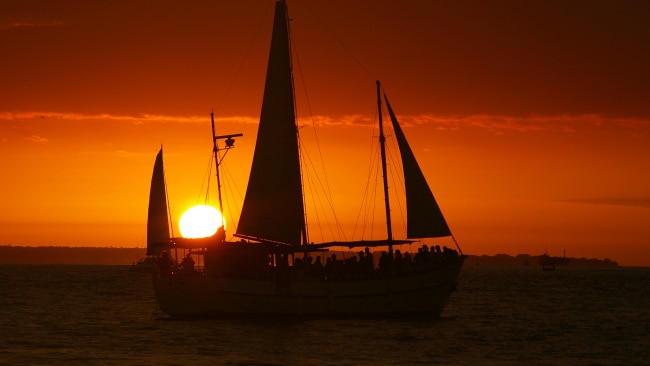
[1,265,648,365]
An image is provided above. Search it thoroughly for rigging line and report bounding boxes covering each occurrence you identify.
[365,145,381,240]
[221,158,245,203]
[452,234,463,255]
[220,160,244,233]
[303,136,347,238]
[285,1,308,245]
[219,164,239,239]
[213,1,274,111]
[365,132,382,240]
[351,134,373,239]
[291,20,345,240]
[351,110,380,240]
[306,144,345,241]
[302,150,325,241]
[385,125,408,233]
[197,151,214,204]
[299,134,347,241]
[298,0,376,82]
[303,163,326,243]
[296,133,310,244]
[161,149,175,240]
[358,138,381,241]
[368,156,379,241]
[351,153,372,241]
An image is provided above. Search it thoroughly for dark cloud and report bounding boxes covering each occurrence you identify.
[560,198,650,209]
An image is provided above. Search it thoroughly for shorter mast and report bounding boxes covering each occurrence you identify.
[210,110,243,236]
[376,80,393,255]
[210,111,223,225]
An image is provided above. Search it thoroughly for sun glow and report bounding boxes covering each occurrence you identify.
[179,205,224,239]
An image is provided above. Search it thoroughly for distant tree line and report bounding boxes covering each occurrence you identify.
[465,253,618,268]
[0,245,142,265]
[0,246,619,267]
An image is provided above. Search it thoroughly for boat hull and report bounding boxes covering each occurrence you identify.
[153,256,464,318]
[130,257,156,273]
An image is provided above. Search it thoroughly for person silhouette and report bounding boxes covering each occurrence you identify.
[157,251,173,276]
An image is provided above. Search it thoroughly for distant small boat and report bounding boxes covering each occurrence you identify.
[539,250,570,271]
[131,147,171,273]
[129,256,156,273]
[542,261,556,271]
[150,0,465,318]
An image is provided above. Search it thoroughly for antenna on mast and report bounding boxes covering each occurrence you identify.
[210,110,243,235]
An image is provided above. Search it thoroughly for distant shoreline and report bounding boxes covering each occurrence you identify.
[464,253,618,268]
[0,245,144,265]
[0,245,622,267]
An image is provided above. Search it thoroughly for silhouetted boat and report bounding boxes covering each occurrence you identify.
[129,256,156,273]
[131,148,170,274]
[539,252,570,271]
[151,0,465,317]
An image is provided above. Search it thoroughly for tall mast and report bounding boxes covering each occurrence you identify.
[376,80,393,254]
[282,0,308,246]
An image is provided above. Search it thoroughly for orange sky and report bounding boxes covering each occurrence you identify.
[1,1,649,266]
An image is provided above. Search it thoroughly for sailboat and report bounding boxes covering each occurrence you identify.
[151,0,465,317]
[539,249,570,271]
[131,148,169,273]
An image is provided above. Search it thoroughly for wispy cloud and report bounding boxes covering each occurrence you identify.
[298,114,374,127]
[25,135,48,143]
[0,21,65,31]
[1,111,648,137]
[395,114,649,136]
[113,149,183,158]
[0,111,258,125]
[302,113,649,137]
[560,198,650,209]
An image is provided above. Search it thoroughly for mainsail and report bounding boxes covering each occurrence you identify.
[147,148,170,255]
[384,95,452,238]
[236,0,305,245]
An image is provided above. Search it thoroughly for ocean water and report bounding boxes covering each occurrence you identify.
[0,265,648,365]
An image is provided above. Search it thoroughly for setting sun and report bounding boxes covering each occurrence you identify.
[179,205,224,239]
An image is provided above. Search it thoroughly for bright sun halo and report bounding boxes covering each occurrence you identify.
[179,205,224,239]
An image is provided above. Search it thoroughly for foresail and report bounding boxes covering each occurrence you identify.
[384,95,452,238]
[147,148,170,255]
[236,0,305,245]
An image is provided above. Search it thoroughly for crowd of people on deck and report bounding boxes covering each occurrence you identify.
[156,244,458,280]
[156,251,195,277]
[290,244,459,281]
